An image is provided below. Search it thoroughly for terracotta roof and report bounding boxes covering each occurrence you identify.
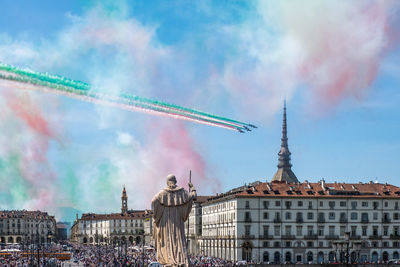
[195,196,212,203]
[206,181,400,202]
[0,210,55,220]
[80,210,147,221]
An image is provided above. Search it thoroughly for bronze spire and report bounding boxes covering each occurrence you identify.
[272,101,299,183]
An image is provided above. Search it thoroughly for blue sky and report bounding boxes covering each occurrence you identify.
[0,0,399,216]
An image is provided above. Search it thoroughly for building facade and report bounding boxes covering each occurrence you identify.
[71,187,148,245]
[196,104,400,263]
[0,210,56,245]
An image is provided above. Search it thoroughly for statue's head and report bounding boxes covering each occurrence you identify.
[166,174,177,189]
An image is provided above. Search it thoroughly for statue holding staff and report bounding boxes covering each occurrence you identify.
[151,174,197,267]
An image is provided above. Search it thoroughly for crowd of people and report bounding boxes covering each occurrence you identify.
[0,242,246,266]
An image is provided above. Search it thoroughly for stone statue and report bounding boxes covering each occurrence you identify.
[151,174,197,267]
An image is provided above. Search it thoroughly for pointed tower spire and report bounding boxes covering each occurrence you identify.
[121,186,128,213]
[272,101,299,183]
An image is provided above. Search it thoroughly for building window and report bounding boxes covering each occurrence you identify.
[361,201,368,207]
[245,201,250,209]
[373,226,378,236]
[263,201,269,209]
[285,212,291,220]
[394,242,399,248]
[296,226,302,236]
[394,213,399,220]
[245,225,251,236]
[385,201,388,207]
[394,226,399,236]
[285,226,292,235]
[274,225,280,236]
[319,201,323,207]
[263,225,269,236]
[361,213,368,222]
[285,201,292,209]
[329,226,335,236]
[285,241,291,247]
[372,242,378,248]
[275,201,281,207]
[263,212,269,220]
[373,201,379,209]
[351,202,357,209]
[362,226,367,236]
[274,241,281,248]
[340,201,346,207]
[298,201,303,207]
[263,242,269,248]
[373,212,378,220]
[307,241,314,247]
[383,226,388,236]
[329,201,335,209]
[318,226,324,236]
[308,201,313,209]
[245,212,251,222]
[329,212,335,220]
[351,226,357,237]
[307,212,313,220]
[340,226,345,236]
[350,212,358,220]
[307,226,314,236]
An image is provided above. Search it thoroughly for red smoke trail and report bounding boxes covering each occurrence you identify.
[2,89,58,209]
[4,90,53,137]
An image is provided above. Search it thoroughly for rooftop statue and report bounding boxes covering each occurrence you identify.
[151,174,197,267]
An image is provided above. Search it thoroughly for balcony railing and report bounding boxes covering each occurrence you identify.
[361,218,369,223]
[296,218,304,223]
[390,234,400,240]
[382,218,391,223]
[317,218,325,223]
[339,218,348,223]
[304,234,318,240]
[273,218,282,223]
[282,235,295,240]
[259,235,273,239]
[349,235,361,240]
[325,235,339,240]
[369,235,382,240]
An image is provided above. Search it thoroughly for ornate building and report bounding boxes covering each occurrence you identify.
[0,210,56,245]
[71,187,149,245]
[196,104,400,264]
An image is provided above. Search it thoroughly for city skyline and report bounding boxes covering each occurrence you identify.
[0,0,399,217]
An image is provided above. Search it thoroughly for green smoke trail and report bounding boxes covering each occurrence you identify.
[0,62,255,131]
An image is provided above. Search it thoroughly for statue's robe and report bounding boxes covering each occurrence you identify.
[151,186,195,267]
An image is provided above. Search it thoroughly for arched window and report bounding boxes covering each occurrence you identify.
[307,251,313,263]
[328,251,335,262]
[372,251,378,263]
[285,251,291,263]
[318,251,324,264]
[274,252,281,263]
[16,237,22,243]
[394,251,399,260]
[89,237,94,243]
[242,242,252,262]
[263,252,269,262]
[83,237,88,244]
[383,251,389,262]
[351,251,357,263]
[7,236,13,243]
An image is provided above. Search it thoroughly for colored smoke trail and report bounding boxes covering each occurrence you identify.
[0,62,255,132]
